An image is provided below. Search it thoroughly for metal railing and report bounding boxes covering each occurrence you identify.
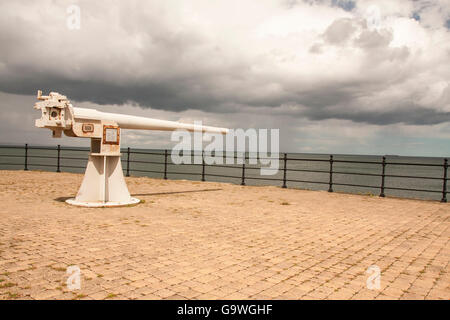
[0,144,448,203]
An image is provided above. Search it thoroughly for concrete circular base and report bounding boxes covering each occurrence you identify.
[66,197,140,208]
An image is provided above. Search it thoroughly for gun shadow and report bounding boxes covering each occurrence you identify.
[132,188,222,197]
[54,188,222,202]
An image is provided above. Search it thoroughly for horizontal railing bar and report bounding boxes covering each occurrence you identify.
[0,154,24,158]
[0,162,21,166]
[27,146,58,150]
[244,176,283,181]
[203,164,242,169]
[122,159,165,165]
[27,155,57,159]
[59,165,86,169]
[383,186,441,193]
[333,160,381,165]
[166,171,201,176]
[384,162,443,167]
[204,173,242,179]
[151,152,280,161]
[286,158,329,162]
[333,182,379,189]
[60,148,89,152]
[190,163,278,170]
[0,146,25,149]
[128,151,165,155]
[128,169,163,174]
[240,156,278,161]
[286,168,329,174]
[333,171,381,177]
[59,156,88,161]
[240,166,279,171]
[286,179,328,185]
[384,174,442,180]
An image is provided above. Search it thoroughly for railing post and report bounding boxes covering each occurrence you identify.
[241,154,246,186]
[328,155,333,192]
[126,147,130,177]
[56,144,61,172]
[441,158,448,203]
[164,149,168,180]
[282,153,287,188]
[24,143,28,171]
[380,156,386,197]
[201,150,205,182]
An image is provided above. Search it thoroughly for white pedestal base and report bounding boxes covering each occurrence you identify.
[66,154,140,207]
[66,197,140,207]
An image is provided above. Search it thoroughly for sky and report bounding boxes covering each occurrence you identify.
[0,0,450,156]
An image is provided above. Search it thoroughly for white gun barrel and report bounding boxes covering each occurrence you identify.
[73,107,228,134]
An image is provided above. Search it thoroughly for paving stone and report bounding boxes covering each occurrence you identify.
[0,171,448,300]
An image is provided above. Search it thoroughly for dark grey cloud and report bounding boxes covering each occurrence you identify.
[302,105,450,125]
[331,0,355,12]
[299,0,355,11]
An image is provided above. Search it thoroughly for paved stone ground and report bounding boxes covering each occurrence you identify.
[0,170,448,300]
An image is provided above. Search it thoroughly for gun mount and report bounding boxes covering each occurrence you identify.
[34,90,229,207]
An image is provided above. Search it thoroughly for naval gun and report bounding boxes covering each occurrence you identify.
[34,90,228,207]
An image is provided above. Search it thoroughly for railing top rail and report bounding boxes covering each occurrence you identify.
[0,145,26,149]
[285,157,329,162]
[27,146,58,150]
[383,161,444,167]
[126,150,165,155]
[332,159,382,165]
[60,147,90,152]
